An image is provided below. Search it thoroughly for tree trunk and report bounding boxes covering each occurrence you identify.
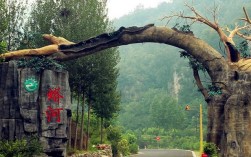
[206,69,251,157]
[100,117,103,144]
[68,92,73,148]
[68,119,72,148]
[74,91,80,149]
[86,101,92,150]
[79,93,85,150]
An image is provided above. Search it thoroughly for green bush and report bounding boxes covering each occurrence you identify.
[125,133,137,144]
[123,132,138,154]
[129,143,138,154]
[118,139,130,156]
[0,137,43,157]
[204,142,218,157]
[107,126,122,157]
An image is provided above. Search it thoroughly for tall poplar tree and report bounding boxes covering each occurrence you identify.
[91,51,120,143]
[0,0,27,50]
[25,0,120,150]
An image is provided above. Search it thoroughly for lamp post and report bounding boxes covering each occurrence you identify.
[185,104,203,155]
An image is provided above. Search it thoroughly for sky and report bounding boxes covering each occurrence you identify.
[107,0,172,19]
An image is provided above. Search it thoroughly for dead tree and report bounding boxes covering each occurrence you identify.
[1,5,251,157]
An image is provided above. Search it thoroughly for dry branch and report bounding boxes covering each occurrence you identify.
[241,7,251,24]
[0,34,74,59]
[161,3,242,62]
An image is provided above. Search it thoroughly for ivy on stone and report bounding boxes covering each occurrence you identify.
[237,40,250,58]
[17,56,64,73]
[208,84,222,96]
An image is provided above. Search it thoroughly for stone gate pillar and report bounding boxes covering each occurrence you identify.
[0,61,71,157]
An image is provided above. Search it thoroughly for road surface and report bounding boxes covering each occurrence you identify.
[130,149,196,157]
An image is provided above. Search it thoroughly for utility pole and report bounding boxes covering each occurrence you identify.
[185,104,204,155]
[200,104,203,155]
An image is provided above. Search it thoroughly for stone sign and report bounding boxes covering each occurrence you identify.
[0,61,71,157]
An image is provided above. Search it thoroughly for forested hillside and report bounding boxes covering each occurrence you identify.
[113,0,251,149]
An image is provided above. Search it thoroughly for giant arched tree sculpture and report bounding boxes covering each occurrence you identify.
[1,5,251,157]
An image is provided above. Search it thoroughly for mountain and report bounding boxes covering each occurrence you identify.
[113,2,204,105]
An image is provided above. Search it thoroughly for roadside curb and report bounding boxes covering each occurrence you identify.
[191,151,197,157]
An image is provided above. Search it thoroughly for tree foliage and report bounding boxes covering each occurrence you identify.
[0,137,43,157]
[17,56,64,73]
[0,0,28,50]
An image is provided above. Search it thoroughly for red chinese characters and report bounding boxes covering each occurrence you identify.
[45,87,64,123]
[47,87,64,104]
[46,106,63,123]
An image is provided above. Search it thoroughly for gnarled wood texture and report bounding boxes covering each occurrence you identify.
[1,24,251,156]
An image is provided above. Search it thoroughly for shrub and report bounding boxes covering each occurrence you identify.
[107,126,122,157]
[118,139,130,156]
[129,143,138,154]
[123,132,138,154]
[204,142,218,157]
[0,136,43,157]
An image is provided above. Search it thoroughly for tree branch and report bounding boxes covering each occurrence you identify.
[0,34,74,59]
[192,67,210,102]
[225,24,249,40]
[241,7,251,24]
[0,24,228,78]
[236,32,251,40]
[162,3,242,62]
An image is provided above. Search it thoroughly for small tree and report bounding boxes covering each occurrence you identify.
[107,126,122,157]
[118,139,130,156]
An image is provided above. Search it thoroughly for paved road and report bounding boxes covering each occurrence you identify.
[130,149,196,157]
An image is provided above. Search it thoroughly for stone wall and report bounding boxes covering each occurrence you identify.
[0,61,71,157]
[0,61,21,140]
